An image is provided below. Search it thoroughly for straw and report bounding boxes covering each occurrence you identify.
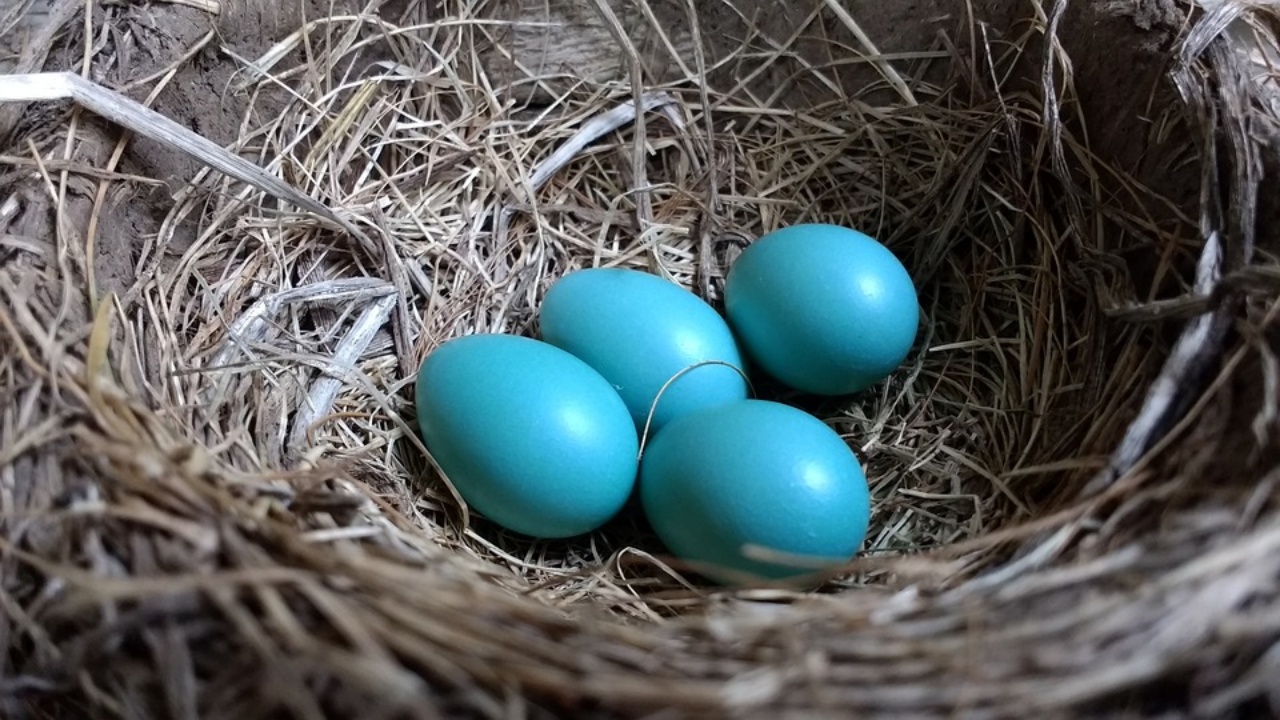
[1,0,1279,716]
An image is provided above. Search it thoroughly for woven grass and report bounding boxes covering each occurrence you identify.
[2,0,1279,717]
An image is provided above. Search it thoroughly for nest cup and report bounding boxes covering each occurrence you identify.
[2,0,1279,716]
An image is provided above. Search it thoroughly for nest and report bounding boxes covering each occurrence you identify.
[2,0,1279,716]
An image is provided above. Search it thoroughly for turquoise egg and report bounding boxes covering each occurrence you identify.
[415,334,639,539]
[540,268,748,433]
[639,400,871,584]
[724,223,919,396]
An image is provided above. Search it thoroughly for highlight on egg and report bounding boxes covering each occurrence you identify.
[724,223,920,396]
[415,333,640,539]
[638,399,872,584]
[539,267,749,433]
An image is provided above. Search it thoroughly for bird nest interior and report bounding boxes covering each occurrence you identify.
[2,0,1279,716]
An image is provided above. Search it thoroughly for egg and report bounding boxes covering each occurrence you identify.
[724,223,919,396]
[639,400,871,583]
[415,333,639,539]
[540,267,748,433]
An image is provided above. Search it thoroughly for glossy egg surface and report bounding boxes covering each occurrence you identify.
[639,399,871,583]
[724,223,919,395]
[415,333,639,538]
[540,267,748,433]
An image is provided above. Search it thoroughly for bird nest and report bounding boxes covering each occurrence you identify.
[2,0,1279,716]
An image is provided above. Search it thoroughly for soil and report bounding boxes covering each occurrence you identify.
[1054,0,1199,216]
[3,0,1203,302]
[3,0,366,298]
[484,0,1025,107]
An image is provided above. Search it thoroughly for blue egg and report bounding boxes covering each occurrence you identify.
[639,400,871,584]
[415,334,639,539]
[540,268,749,433]
[724,223,919,396]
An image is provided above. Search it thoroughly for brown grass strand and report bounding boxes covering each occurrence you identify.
[2,0,1280,717]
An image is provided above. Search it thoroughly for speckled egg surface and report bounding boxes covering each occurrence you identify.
[639,399,871,583]
[540,267,748,433]
[724,223,919,396]
[415,333,639,539]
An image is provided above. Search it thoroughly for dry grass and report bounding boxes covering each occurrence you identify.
[1,0,1279,717]
[138,9,1175,579]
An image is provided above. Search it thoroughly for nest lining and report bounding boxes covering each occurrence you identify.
[151,34,1164,587]
[2,0,1279,716]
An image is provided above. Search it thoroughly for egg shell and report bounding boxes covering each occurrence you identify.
[724,223,919,396]
[540,267,749,433]
[639,399,871,584]
[415,333,639,539]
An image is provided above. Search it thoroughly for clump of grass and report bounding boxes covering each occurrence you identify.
[2,0,1278,716]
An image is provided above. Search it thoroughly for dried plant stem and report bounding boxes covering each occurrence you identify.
[1,0,1278,717]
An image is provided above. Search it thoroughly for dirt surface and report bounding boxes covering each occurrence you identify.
[485,0,1024,106]
[4,0,1203,300]
[1055,0,1198,215]
[4,0,371,298]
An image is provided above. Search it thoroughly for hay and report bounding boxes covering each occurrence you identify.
[1,0,1278,717]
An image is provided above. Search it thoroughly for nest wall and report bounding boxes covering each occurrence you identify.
[1,0,1279,718]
